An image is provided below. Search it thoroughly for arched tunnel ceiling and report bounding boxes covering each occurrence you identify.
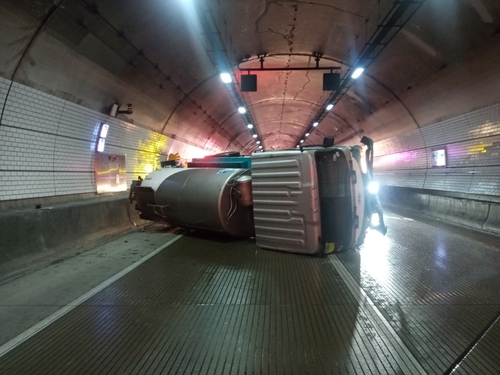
[1,0,500,154]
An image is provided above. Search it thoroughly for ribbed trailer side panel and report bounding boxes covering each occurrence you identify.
[251,152,322,254]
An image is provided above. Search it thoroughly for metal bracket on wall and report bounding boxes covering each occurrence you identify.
[238,53,341,72]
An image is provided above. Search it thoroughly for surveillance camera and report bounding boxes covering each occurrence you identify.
[109,103,119,117]
[116,103,133,115]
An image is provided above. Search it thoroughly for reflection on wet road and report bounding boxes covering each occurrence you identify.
[338,211,500,374]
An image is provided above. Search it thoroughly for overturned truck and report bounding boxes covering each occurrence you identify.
[131,136,383,256]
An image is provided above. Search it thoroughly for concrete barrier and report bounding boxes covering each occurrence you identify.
[380,186,500,236]
[382,188,429,212]
[427,195,489,231]
[0,193,147,277]
[483,203,500,235]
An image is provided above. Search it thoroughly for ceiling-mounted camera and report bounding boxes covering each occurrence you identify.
[117,103,133,115]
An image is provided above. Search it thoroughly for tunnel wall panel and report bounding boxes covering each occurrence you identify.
[0,77,208,203]
[0,77,8,107]
[374,102,500,198]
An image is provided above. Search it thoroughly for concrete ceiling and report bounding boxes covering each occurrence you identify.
[1,0,500,154]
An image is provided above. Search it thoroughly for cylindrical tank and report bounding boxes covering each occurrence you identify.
[141,168,254,237]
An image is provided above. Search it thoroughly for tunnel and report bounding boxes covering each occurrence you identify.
[1,0,500,373]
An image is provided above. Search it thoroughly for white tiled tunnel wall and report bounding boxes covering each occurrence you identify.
[5,74,497,203]
[0,77,209,202]
[374,102,500,196]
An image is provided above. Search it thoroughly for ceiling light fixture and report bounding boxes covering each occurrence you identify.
[256,141,260,144]
[220,73,232,83]
[99,124,109,138]
[326,104,334,111]
[247,124,253,129]
[238,106,246,114]
[351,67,365,79]
[300,140,304,143]
[305,133,309,137]
[313,122,319,127]
[97,138,106,152]
[253,134,257,138]
[259,145,263,149]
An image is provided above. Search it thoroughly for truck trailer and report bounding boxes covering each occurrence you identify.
[130,136,384,256]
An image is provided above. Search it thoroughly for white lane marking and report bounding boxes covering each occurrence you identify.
[0,234,183,358]
[329,255,427,375]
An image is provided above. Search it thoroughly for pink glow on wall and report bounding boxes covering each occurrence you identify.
[374,150,419,169]
[165,137,214,162]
